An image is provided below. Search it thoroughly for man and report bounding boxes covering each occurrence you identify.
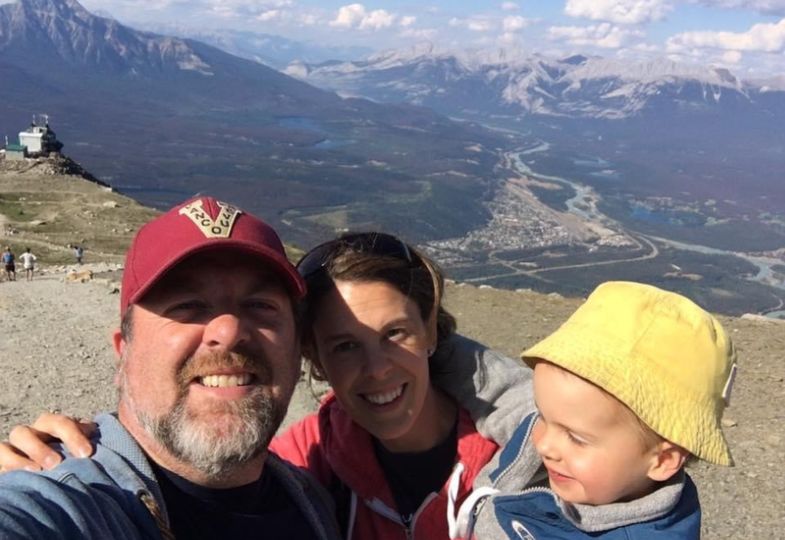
[19,248,36,281]
[2,246,15,281]
[0,197,340,539]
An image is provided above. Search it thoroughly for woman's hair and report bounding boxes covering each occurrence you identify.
[298,232,456,381]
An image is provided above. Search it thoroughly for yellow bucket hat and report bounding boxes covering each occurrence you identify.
[522,281,737,466]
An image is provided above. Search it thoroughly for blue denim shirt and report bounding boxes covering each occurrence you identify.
[0,413,340,540]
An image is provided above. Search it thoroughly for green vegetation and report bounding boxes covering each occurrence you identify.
[0,160,159,264]
[464,246,781,316]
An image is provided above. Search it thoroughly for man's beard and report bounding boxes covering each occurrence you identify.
[120,350,288,479]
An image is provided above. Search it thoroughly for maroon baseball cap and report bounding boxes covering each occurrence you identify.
[120,196,305,315]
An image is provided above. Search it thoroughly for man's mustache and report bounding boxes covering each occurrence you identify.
[176,350,272,388]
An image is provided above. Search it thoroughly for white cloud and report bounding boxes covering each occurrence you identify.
[82,0,302,22]
[722,50,743,63]
[330,3,396,30]
[499,31,523,45]
[360,9,395,29]
[501,1,520,10]
[549,22,644,48]
[257,9,281,21]
[503,15,530,32]
[690,0,785,16]
[400,15,416,27]
[331,4,368,27]
[632,42,660,52]
[666,17,785,52]
[195,0,295,20]
[209,4,241,18]
[449,16,494,32]
[565,0,672,24]
[298,13,318,25]
[400,27,437,40]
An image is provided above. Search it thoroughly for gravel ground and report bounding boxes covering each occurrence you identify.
[1,272,783,538]
[0,268,322,436]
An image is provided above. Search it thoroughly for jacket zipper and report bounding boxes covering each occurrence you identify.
[491,413,538,488]
[365,491,438,540]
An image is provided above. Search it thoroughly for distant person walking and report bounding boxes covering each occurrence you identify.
[19,248,37,281]
[73,245,84,265]
[2,246,15,281]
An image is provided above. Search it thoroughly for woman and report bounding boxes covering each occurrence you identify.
[0,232,522,539]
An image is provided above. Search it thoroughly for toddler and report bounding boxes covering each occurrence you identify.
[449,281,737,539]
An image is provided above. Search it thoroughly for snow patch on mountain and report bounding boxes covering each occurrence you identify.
[291,46,774,120]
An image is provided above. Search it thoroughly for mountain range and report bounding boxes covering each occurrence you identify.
[283,43,785,315]
[287,44,785,121]
[2,0,784,312]
[139,25,372,70]
[0,0,507,245]
[289,45,785,252]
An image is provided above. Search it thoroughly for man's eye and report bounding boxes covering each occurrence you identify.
[169,300,207,312]
[244,299,277,311]
[332,341,359,354]
[162,300,208,319]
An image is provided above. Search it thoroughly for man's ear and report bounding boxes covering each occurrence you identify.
[112,329,125,359]
[112,329,126,386]
[647,441,690,482]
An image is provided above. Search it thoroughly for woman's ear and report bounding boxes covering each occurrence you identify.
[426,310,438,353]
[647,441,690,482]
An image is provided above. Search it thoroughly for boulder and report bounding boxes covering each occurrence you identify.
[65,269,93,283]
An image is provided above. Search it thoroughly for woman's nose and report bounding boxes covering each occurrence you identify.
[363,344,394,379]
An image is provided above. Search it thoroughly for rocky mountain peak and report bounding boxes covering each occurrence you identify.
[0,0,212,75]
[19,0,92,18]
[292,46,779,119]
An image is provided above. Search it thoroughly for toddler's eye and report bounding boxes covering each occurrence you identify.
[567,432,588,446]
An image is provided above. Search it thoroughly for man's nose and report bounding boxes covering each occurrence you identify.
[203,312,250,351]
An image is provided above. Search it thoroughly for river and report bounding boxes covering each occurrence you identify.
[511,142,785,318]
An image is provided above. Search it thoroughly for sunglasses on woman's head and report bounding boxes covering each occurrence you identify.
[296,232,414,279]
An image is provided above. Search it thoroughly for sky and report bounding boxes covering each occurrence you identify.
[21,0,785,77]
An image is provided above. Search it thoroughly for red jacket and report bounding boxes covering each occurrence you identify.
[270,394,498,540]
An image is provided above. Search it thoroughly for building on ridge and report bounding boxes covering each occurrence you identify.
[18,114,64,156]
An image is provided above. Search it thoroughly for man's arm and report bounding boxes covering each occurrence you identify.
[0,469,157,539]
[430,334,536,446]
